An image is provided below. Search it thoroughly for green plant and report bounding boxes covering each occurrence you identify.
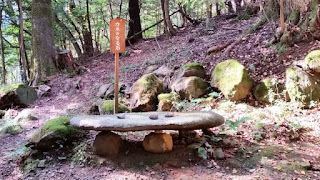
[219,117,250,134]
[193,141,213,160]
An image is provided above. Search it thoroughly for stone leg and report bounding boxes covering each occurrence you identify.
[93,131,122,156]
[143,132,173,153]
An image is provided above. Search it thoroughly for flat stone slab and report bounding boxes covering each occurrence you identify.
[70,111,224,132]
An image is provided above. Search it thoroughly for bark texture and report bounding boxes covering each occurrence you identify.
[31,0,57,83]
[127,0,143,44]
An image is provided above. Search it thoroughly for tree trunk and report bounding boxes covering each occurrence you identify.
[127,0,143,45]
[216,2,221,16]
[18,0,29,83]
[206,3,212,27]
[57,49,79,74]
[54,13,83,56]
[85,0,94,57]
[161,0,176,36]
[31,0,57,84]
[0,2,5,84]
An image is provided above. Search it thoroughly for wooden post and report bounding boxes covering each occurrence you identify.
[280,0,285,32]
[114,53,119,114]
[110,18,126,114]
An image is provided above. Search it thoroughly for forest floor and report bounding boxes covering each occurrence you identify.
[1,15,320,180]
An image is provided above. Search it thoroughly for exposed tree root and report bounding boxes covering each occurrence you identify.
[207,41,232,55]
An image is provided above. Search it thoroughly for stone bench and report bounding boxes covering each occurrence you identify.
[71,111,224,155]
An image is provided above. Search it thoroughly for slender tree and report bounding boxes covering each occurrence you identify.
[17,0,29,82]
[31,0,57,84]
[161,0,176,36]
[0,0,5,84]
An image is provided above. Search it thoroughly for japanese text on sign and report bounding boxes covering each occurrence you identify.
[110,18,125,53]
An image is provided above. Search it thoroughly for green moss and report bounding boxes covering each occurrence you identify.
[0,83,25,96]
[0,119,22,135]
[286,10,300,25]
[102,100,131,114]
[305,50,320,64]
[40,117,75,136]
[212,59,253,100]
[275,42,287,54]
[136,73,161,89]
[183,62,203,68]
[253,78,283,103]
[157,93,179,103]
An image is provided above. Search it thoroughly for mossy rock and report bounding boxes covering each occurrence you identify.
[0,83,38,109]
[101,100,131,114]
[286,10,300,25]
[305,50,320,73]
[253,78,285,103]
[127,73,163,112]
[0,119,22,135]
[157,93,180,111]
[29,117,84,151]
[285,67,320,107]
[211,60,253,101]
[171,76,210,100]
[174,62,206,79]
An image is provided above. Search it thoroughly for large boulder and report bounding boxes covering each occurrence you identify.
[127,73,163,112]
[0,83,38,109]
[29,117,83,151]
[253,78,286,103]
[305,50,320,73]
[93,131,122,156]
[171,77,210,100]
[285,67,320,106]
[173,63,206,79]
[14,109,38,123]
[211,59,253,101]
[158,93,179,111]
[89,100,130,115]
[153,65,174,77]
[143,133,173,153]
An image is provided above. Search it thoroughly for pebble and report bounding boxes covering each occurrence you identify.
[149,114,158,120]
[165,112,174,117]
[117,114,125,119]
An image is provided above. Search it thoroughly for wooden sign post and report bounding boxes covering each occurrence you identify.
[110,18,126,114]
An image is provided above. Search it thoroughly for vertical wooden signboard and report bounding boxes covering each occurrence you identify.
[110,18,126,114]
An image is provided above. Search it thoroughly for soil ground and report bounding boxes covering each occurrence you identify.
[1,15,320,180]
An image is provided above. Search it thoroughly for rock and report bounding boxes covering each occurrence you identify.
[93,131,122,156]
[89,100,130,115]
[305,50,320,73]
[0,83,38,109]
[143,133,173,153]
[211,59,253,101]
[144,65,158,74]
[253,78,286,103]
[153,65,174,77]
[157,93,179,111]
[127,73,163,112]
[0,119,22,135]
[149,114,158,120]
[96,83,124,100]
[165,112,174,117]
[0,110,5,118]
[37,159,46,168]
[71,111,225,131]
[171,77,210,100]
[14,109,38,123]
[37,84,51,97]
[29,117,83,151]
[117,114,126,119]
[173,63,206,79]
[100,100,130,114]
[285,67,320,106]
[96,84,113,98]
[4,109,19,119]
[213,148,225,159]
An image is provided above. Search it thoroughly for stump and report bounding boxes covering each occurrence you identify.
[57,49,79,74]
